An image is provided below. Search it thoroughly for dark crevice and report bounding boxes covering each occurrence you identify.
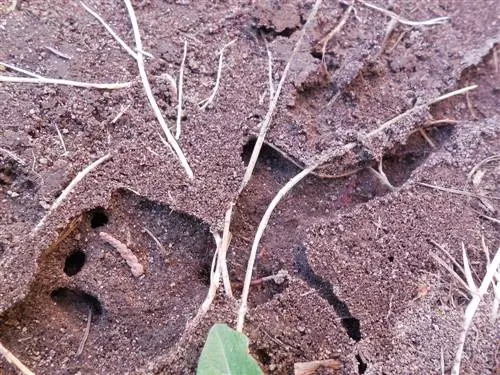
[294,247,362,342]
[50,287,103,316]
[356,354,368,374]
[256,25,298,39]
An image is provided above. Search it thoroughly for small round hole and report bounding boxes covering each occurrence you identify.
[90,207,108,228]
[64,250,86,276]
[388,255,394,262]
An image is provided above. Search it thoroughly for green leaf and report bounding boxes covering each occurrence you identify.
[196,324,264,375]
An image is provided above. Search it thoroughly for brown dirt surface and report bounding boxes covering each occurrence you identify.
[0,0,499,374]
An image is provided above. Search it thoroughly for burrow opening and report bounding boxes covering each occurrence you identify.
[50,287,103,316]
[63,250,86,276]
[90,207,109,228]
[356,354,368,374]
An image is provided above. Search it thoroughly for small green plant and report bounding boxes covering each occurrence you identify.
[196,324,263,375]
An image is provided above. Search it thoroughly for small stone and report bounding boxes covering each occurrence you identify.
[7,190,19,198]
[269,364,276,371]
[297,325,306,333]
[39,157,48,165]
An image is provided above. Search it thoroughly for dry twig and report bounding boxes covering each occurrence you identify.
[176,41,188,139]
[318,3,354,65]
[0,341,34,375]
[124,0,193,179]
[418,182,500,200]
[239,0,323,192]
[198,39,237,110]
[357,0,450,26]
[0,147,26,165]
[80,1,138,60]
[0,74,132,89]
[76,307,92,356]
[33,153,111,233]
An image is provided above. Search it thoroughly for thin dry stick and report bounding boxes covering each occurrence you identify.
[143,227,168,257]
[198,39,237,110]
[80,1,138,60]
[45,46,71,60]
[365,85,477,139]
[0,147,26,165]
[100,231,144,277]
[237,158,324,332]
[319,3,353,65]
[219,204,234,298]
[34,153,111,233]
[76,307,92,356]
[467,154,500,181]
[262,35,275,108]
[451,247,500,375]
[124,0,193,179]
[418,182,500,200]
[175,41,188,140]
[0,341,35,375]
[54,124,68,155]
[357,0,450,26]
[369,160,395,190]
[239,0,323,193]
[0,75,132,89]
[418,128,436,149]
[200,233,222,313]
[0,61,42,78]
[111,103,131,123]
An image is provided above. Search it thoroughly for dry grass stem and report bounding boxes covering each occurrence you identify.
[77,307,92,356]
[0,147,26,165]
[465,86,478,119]
[357,0,450,26]
[450,246,500,375]
[467,154,500,181]
[0,341,35,375]
[100,231,144,277]
[0,74,133,89]
[418,182,500,200]
[176,41,188,140]
[237,157,324,332]
[198,39,237,111]
[0,61,42,78]
[319,3,354,65]
[262,35,275,107]
[478,213,500,224]
[80,1,138,60]
[111,103,131,124]
[369,160,395,190]
[418,128,436,149]
[200,233,222,314]
[45,46,71,60]
[239,0,323,193]
[365,85,477,138]
[219,204,234,298]
[33,153,111,233]
[124,0,193,179]
[54,124,68,155]
[143,227,168,257]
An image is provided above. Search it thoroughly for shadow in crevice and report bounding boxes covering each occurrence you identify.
[294,247,361,342]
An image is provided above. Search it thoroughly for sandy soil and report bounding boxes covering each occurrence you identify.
[0,0,499,374]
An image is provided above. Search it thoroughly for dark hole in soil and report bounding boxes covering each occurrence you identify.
[90,207,109,228]
[63,250,86,276]
[242,137,300,176]
[256,25,297,39]
[356,354,368,374]
[254,348,271,365]
[381,125,454,187]
[388,255,394,262]
[294,247,362,342]
[50,287,103,316]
